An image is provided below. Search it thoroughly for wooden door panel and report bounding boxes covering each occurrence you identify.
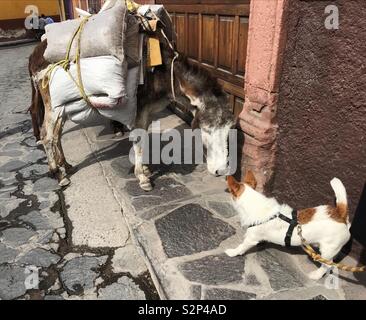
[188,14,199,60]
[158,0,250,118]
[237,17,249,77]
[175,13,186,53]
[201,14,215,65]
[218,16,234,72]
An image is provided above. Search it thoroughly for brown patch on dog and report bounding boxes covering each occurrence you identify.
[243,170,257,190]
[227,176,245,198]
[327,204,348,224]
[298,207,316,224]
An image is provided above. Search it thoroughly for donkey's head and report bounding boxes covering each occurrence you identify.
[176,58,236,176]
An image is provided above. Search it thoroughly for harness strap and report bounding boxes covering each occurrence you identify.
[279,210,298,247]
[133,9,179,101]
[248,209,298,247]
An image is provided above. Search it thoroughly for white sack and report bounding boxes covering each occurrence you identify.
[49,55,125,109]
[44,2,127,63]
[52,66,140,129]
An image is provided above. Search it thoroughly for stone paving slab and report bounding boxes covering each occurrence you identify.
[156,204,235,258]
[98,276,146,300]
[204,288,256,300]
[0,264,27,300]
[255,249,305,291]
[126,177,193,211]
[179,254,246,285]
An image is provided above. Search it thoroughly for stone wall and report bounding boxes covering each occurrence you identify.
[272,0,366,221]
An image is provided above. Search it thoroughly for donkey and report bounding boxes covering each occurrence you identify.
[28,26,235,191]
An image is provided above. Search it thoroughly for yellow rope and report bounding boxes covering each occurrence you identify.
[42,17,93,108]
[297,225,366,273]
[159,28,179,101]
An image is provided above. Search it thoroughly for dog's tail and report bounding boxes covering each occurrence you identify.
[330,177,348,221]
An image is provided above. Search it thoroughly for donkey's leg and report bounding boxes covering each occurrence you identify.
[38,86,67,185]
[134,102,153,191]
[40,104,57,174]
[133,141,152,191]
[53,111,72,173]
[133,99,171,191]
[29,79,41,141]
[53,114,71,187]
[56,138,73,174]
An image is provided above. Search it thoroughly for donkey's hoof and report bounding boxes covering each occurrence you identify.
[64,163,74,174]
[36,140,43,146]
[140,181,153,192]
[59,177,70,187]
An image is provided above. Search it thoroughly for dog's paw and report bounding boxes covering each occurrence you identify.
[308,269,325,281]
[225,249,240,257]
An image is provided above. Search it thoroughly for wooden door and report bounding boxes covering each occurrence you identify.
[157,0,250,118]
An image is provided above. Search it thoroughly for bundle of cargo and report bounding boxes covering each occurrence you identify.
[44,3,127,63]
[40,0,175,128]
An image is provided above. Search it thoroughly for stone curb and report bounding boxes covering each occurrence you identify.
[0,39,38,48]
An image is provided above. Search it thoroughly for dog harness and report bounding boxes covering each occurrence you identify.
[248,209,298,247]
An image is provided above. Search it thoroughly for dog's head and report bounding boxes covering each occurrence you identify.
[227,170,257,200]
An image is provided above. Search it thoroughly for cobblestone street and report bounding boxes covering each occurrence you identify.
[0,44,157,300]
[0,44,365,300]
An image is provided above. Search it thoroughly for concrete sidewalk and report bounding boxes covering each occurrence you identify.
[67,110,366,300]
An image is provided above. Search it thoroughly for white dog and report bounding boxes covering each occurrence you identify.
[225,171,351,280]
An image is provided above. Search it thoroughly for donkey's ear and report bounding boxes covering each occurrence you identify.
[243,170,257,189]
[227,176,245,198]
[178,79,201,108]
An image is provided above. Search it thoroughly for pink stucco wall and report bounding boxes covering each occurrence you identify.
[239,0,289,190]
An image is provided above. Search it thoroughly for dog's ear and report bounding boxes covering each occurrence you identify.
[243,170,257,189]
[227,176,245,198]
